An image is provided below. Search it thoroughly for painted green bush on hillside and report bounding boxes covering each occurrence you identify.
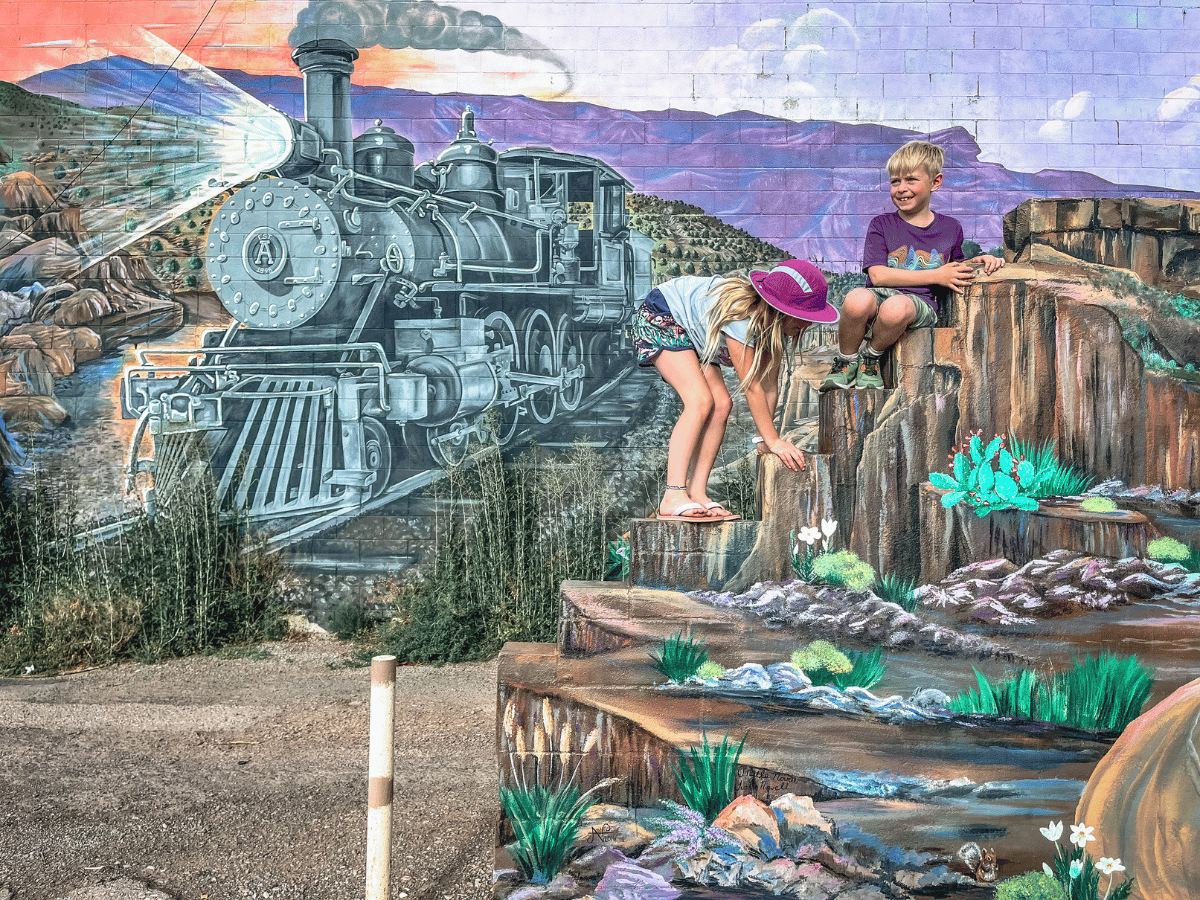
[995,872,1067,900]
[1147,536,1200,573]
[810,550,876,591]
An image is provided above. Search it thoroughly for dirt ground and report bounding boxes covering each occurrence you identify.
[0,638,499,900]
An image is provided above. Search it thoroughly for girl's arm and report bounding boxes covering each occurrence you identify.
[725,335,806,471]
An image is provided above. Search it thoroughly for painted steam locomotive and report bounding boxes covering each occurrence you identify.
[122,39,653,526]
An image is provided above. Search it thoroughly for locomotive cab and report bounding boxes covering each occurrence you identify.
[498,149,634,289]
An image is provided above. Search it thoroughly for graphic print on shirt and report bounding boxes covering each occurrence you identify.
[887,245,945,270]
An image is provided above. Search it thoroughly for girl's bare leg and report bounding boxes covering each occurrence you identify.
[653,350,720,517]
[686,363,733,508]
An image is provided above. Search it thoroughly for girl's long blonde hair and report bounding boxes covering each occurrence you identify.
[701,274,797,389]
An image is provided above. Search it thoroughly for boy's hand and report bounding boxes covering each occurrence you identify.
[936,261,975,294]
[980,254,1005,275]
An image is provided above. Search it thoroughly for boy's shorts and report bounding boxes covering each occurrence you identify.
[631,288,733,368]
[865,287,938,330]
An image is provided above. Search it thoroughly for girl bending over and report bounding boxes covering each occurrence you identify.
[632,259,837,521]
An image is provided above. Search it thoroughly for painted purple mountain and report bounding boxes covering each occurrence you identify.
[19,58,1196,268]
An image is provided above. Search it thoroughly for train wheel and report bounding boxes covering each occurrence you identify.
[425,420,473,468]
[483,311,520,446]
[555,314,585,411]
[585,331,614,387]
[520,308,557,424]
[362,417,392,499]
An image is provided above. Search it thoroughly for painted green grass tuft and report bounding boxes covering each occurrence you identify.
[951,653,1153,733]
[651,630,709,683]
[832,646,887,690]
[501,779,614,884]
[675,729,747,825]
[876,572,919,612]
[791,641,887,690]
[1008,437,1095,498]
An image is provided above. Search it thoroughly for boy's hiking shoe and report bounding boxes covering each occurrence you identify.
[856,353,885,389]
[820,356,858,391]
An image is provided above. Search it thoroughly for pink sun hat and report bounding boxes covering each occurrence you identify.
[750,260,838,324]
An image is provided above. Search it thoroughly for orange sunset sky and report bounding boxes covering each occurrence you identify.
[0,0,482,87]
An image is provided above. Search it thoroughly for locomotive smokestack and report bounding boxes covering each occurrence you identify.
[291,39,359,170]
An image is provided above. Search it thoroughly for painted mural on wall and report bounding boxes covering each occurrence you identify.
[0,0,1198,898]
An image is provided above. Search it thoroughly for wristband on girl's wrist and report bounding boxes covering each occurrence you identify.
[752,436,765,445]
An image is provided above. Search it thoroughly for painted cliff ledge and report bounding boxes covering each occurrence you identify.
[919,484,1158,584]
[628,517,760,592]
[500,577,1200,889]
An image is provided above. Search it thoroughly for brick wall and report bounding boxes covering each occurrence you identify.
[0,0,1196,598]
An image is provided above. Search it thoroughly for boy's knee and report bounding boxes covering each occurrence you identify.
[876,295,917,329]
[841,288,877,321]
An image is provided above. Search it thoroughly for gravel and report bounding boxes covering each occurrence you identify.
[0,639,499,900]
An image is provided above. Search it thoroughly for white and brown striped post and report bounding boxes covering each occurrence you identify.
[366,654,397,900]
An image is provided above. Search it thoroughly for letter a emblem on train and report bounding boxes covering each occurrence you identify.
[244,226,288,280]
[254,235,275,268]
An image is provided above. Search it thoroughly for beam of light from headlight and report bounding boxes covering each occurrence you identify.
[11,26,294,274]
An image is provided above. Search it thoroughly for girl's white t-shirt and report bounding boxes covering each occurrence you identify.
[658,275,753,358]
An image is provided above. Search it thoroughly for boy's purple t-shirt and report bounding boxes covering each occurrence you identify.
[862,211,965,311]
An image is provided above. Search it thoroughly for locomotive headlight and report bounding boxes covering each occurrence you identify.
[208,179,343,330]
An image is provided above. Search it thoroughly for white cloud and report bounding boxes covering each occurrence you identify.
[1062,92,1093,120]
[741,18,786,51]
[691,9,854,113]
[1037,119,1071,140]
[1039,91,1094,140]
[1157,76,1200,121]
[786,9,858,51]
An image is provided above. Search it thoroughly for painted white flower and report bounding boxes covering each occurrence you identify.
[799,525,821,545]
[1040,821,1064,842]
[820,517,837,548]
[1069,859,1083,879]
[1097,857,1125,875]
[1070,822,1096,848]
[1043,863,1054,877]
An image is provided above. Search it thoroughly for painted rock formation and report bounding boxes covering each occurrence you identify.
[1075,677,1200,900]
[0,170,183,447]
[739,197,1200,587]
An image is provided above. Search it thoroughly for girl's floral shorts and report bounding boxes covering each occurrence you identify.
[631,288,732,368]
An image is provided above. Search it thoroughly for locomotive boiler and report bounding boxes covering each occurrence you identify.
[122,39,654,528]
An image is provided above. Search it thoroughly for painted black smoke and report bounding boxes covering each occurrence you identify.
[288,0,571,85]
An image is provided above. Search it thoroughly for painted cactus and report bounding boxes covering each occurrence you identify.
[932,432,1039,517]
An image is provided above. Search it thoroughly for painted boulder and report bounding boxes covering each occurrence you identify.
[1075,677,1200,900]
